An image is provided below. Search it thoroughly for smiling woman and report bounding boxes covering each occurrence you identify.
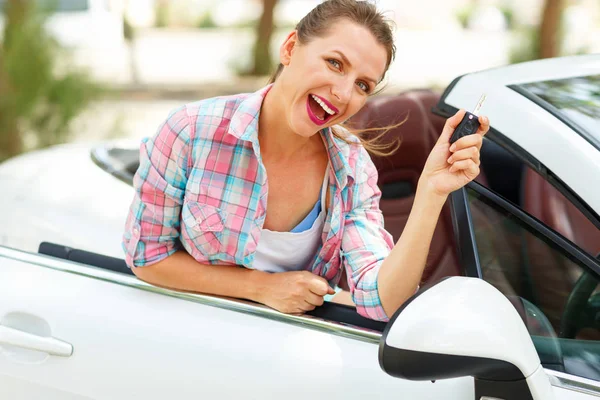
[122,0,490,322]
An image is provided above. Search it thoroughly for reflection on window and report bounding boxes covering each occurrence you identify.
[467,187,600,381]
[518,75,600,141]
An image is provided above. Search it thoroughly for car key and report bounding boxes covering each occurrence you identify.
[449,94,487,144]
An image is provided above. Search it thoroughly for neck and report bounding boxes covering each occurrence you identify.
[259,82,318,161]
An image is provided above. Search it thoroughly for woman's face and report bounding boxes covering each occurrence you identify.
[277,19,389,137]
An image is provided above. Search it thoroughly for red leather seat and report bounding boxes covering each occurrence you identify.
[348,89,462,284]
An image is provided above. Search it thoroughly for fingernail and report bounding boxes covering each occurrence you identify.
[450,144,456,152]
[447,157,453,164]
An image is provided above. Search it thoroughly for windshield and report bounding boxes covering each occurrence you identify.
[91,145,139,186]
[516,75,600,149]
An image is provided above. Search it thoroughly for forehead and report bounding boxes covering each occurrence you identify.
[308,19,389,80]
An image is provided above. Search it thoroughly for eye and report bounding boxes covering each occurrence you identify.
[327,58,342,70]
[356,81,370,93]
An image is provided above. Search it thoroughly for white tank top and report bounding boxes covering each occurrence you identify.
[251,167,329,273]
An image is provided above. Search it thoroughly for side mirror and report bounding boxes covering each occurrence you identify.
[379,277,555,400]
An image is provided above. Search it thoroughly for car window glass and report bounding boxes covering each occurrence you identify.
[107,147,139,175]
[466,186,600,382]
[478,138,600,259]
[516,75,600,145]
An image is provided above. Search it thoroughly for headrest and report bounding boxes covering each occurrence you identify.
[350,89,446,188]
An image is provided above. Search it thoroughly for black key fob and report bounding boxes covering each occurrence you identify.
[450,112,480,144]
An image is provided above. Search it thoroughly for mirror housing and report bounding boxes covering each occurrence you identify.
[379,277,555,400]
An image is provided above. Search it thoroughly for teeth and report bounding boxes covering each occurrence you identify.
[311,95,336,115]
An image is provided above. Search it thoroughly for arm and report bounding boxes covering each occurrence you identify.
[131,249,271,301]
[378,110,489,316]
[343,110,489,320]
[122,106,272,302]
[377,179,446,317]
[123,106,332,311]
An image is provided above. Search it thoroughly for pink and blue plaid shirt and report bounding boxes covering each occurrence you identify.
[122,85,395,321]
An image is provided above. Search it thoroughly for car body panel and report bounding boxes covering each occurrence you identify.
[0,144,131,257]
[1,55,599,398]
[442,54,600,216]
[0,247,476,399]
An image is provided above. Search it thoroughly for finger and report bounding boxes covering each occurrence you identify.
[449,159,478,173]
[448,147,480,165]
[468,163,480,177]
[450,133,483,152]
[438,109,467,143]
[309,278,333,296]
[305,292,325,307]
[477,115,490,135]
[300,301,316,312]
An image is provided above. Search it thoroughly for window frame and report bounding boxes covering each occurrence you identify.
[434,76,600,234]
[0,244,384,345]
[455,181,600,279]
[453,180,600,387]
[508,75,600,151]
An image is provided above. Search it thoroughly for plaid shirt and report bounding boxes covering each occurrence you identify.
[122,85,395,321]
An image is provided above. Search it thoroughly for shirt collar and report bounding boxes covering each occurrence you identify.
[320,128,354,189]
[229,84,354,188]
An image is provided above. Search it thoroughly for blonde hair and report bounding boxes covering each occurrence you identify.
[269,0,403,156]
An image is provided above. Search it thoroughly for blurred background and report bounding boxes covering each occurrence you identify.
[0,0,599,162]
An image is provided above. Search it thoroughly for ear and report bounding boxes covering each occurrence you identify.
[279,30,299,66]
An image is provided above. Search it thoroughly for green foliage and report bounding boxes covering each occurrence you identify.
[196,11,217,29]
[455,4,474,29]
[154,1,169,28]
[0,0,103,161]
[509,26,541,64]
[498,4,515,30]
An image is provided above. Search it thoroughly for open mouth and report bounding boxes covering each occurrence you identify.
[307,94,337,125]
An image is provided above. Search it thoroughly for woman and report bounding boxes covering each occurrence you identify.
[122,0,489,321]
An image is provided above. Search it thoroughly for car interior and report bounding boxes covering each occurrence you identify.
[38,88,600,343]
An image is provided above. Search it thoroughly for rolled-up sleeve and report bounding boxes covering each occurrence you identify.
[341,149,395,321]
[122,106,192,268]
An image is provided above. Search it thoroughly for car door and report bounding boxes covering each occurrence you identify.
[450,180,600,399]
[0,245,475,400]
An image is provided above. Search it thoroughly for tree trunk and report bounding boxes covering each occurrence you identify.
[539,0,565,58]
[251,0,278,76]
[0,0,25,161]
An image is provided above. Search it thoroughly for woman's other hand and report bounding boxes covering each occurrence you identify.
[255,271,335,314]
[420,109,490,198]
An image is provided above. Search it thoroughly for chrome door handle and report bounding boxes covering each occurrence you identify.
[0,325,73,357]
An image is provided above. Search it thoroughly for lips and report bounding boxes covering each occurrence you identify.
[306,94,338,126]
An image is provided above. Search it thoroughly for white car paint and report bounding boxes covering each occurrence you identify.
[443,54,600,215]
[385,277,555,399]
[0,249,476,399]
[0,143,131,257]
[0,55,599,399]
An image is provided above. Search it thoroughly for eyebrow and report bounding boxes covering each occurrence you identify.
[332,50,380,85]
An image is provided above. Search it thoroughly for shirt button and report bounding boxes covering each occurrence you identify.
[133,228,140,234]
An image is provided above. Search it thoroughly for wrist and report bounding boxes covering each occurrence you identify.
[416,177,448,210]
[246,268,272,303]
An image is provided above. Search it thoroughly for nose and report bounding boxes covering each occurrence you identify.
[331,78,353,105]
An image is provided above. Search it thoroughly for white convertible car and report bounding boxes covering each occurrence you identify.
[1,54,599,399]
